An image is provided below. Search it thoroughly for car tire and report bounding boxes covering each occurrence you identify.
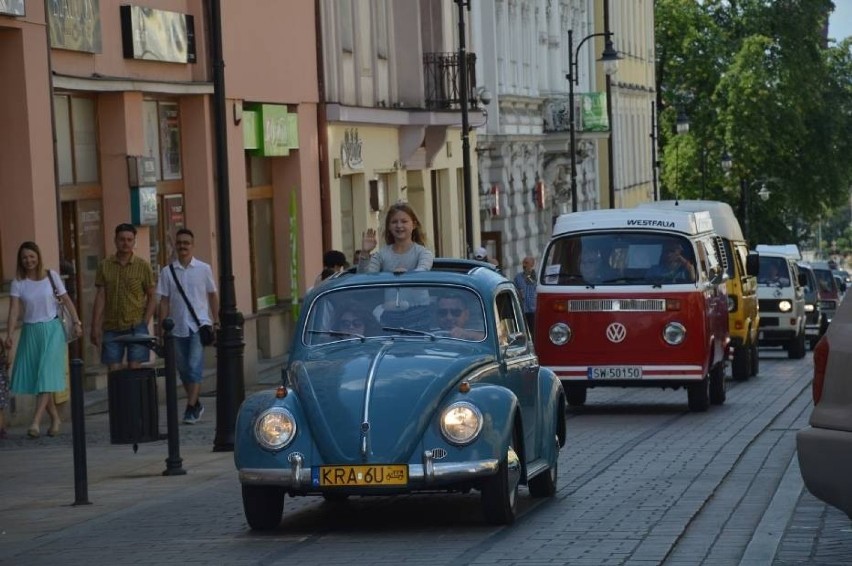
[788,331,806,359]
[481,442,521,525]
[687,379,710,412]
[750,342,760,376]
[242,485,285,531]
[732,345,751,381]
[528,435,559,498]
[709,363,726,405]
[566,385,587,407]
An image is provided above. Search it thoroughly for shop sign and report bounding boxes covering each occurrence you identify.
[245,104,299,157]
[130,186,158,226]
[49,0,102,53]
[120,5,196,63]
[0,0,25,17]
[580,93,609,132]
[340,129,364,170]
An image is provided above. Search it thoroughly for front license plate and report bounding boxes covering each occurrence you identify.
[587,366,642,379]
[314,465,408,487]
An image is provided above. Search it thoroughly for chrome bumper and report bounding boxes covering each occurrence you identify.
[239,451,499,489]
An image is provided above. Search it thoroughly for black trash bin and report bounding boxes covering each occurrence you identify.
[107,368,159,444]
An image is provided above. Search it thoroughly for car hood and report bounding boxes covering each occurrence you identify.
[289,340,493,464]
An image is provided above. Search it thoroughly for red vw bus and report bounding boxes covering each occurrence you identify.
[535,209,729,412]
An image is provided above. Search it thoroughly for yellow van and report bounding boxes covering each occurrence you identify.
[638,201,760,379]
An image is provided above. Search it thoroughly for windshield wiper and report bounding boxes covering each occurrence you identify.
[381,326,436,339]
[307,329,365,341]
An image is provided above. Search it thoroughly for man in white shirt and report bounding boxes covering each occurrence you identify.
[152,229,219,424]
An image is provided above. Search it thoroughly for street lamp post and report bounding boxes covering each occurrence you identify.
[567,30,619,213]
[650,101,659,201]
[674,110,689,199]
[456,0,474,257]
[720,151,773,243]
[209,0,245,452]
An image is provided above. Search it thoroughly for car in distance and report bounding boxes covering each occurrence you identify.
[234,259,566,529]
[797,292,852,519]
[796,263,823,349]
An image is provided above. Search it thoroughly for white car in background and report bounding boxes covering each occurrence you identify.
[797,294,852,519]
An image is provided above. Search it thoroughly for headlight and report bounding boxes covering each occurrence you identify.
[805,304,815,312]
[549,323,572,345]
[778,300,792,312]
[727,295,737,313]
[663,322,686,345]
[440,402,483,445]
[254,407,296,451]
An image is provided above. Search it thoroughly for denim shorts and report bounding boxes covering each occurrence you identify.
[102,322,151,365]
[174,331,204,385]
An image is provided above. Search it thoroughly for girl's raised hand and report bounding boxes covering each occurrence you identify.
[362,228,378,253]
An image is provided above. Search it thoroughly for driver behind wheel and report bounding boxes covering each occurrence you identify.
[435,294,485,341]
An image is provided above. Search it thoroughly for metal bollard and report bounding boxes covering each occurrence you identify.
[161,319,186,476]
[70,358,91,505]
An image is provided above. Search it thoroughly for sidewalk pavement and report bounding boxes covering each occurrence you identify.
[0,354,285,559]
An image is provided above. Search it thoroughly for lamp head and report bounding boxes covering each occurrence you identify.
[757,184,771,201]
[720,150,733,173]
[676,110,690,135]
[600,36,620,76]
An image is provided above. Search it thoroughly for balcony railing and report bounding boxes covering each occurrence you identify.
[423,52,477,110]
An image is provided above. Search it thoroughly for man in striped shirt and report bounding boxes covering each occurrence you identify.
[90,223,156,371]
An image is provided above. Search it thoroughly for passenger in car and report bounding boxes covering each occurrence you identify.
[580,249,617,283]
[646,242,696,283]
[759,262,790,287]
[333,304,380,336]
[435,294,485,341]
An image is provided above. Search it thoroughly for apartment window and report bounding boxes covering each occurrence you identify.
[340,0,354,53]
[143,100,182,181]
[54,94,99,185]
[375,0,388,59]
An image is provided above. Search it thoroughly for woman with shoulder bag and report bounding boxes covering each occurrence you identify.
[4,241,82,438]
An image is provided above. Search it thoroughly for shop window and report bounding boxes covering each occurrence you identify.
[249,198,277,311]
[53,94,99,185]
[143,100,182,181]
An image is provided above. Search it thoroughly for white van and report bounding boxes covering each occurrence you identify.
[756,250,807,358]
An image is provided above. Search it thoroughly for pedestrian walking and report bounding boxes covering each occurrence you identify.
[4,241,83,438]
[513,255,537,337]
[154,228,219,424]
[357,202,433,273]
[90,223,157,372]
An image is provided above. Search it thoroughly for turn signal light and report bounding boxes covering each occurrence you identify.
[666,299,682,311]
[459,381,471,393]
[553,301,568,312]
[276,385,288,399]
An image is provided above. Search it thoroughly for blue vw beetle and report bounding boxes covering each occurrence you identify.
[235,260,566,529]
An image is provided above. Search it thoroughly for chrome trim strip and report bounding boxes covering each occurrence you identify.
[238,459,500,488]
[361,342,394,459]
[568,298,666,312]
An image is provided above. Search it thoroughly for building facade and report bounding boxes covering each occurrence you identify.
[472,0,657,277]
[318,0,480,262]
[0,1,322,391]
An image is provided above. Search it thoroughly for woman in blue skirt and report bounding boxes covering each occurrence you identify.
[4,241,82,437]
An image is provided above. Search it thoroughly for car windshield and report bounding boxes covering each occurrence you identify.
[541,232,697,286]
[303,284,487,345]
[757,256,791,288]
[813,268,837,294]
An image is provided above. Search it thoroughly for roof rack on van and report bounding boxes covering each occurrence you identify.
[637,200,744,242]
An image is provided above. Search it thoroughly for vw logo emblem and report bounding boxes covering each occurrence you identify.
[606,322,627,343]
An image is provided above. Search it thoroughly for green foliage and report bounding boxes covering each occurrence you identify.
[655,0,851,247]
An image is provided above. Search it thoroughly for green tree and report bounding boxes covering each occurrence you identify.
[655,0,851,247]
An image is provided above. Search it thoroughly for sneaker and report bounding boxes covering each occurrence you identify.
[183,406,197,425]
[193,402,205,422]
